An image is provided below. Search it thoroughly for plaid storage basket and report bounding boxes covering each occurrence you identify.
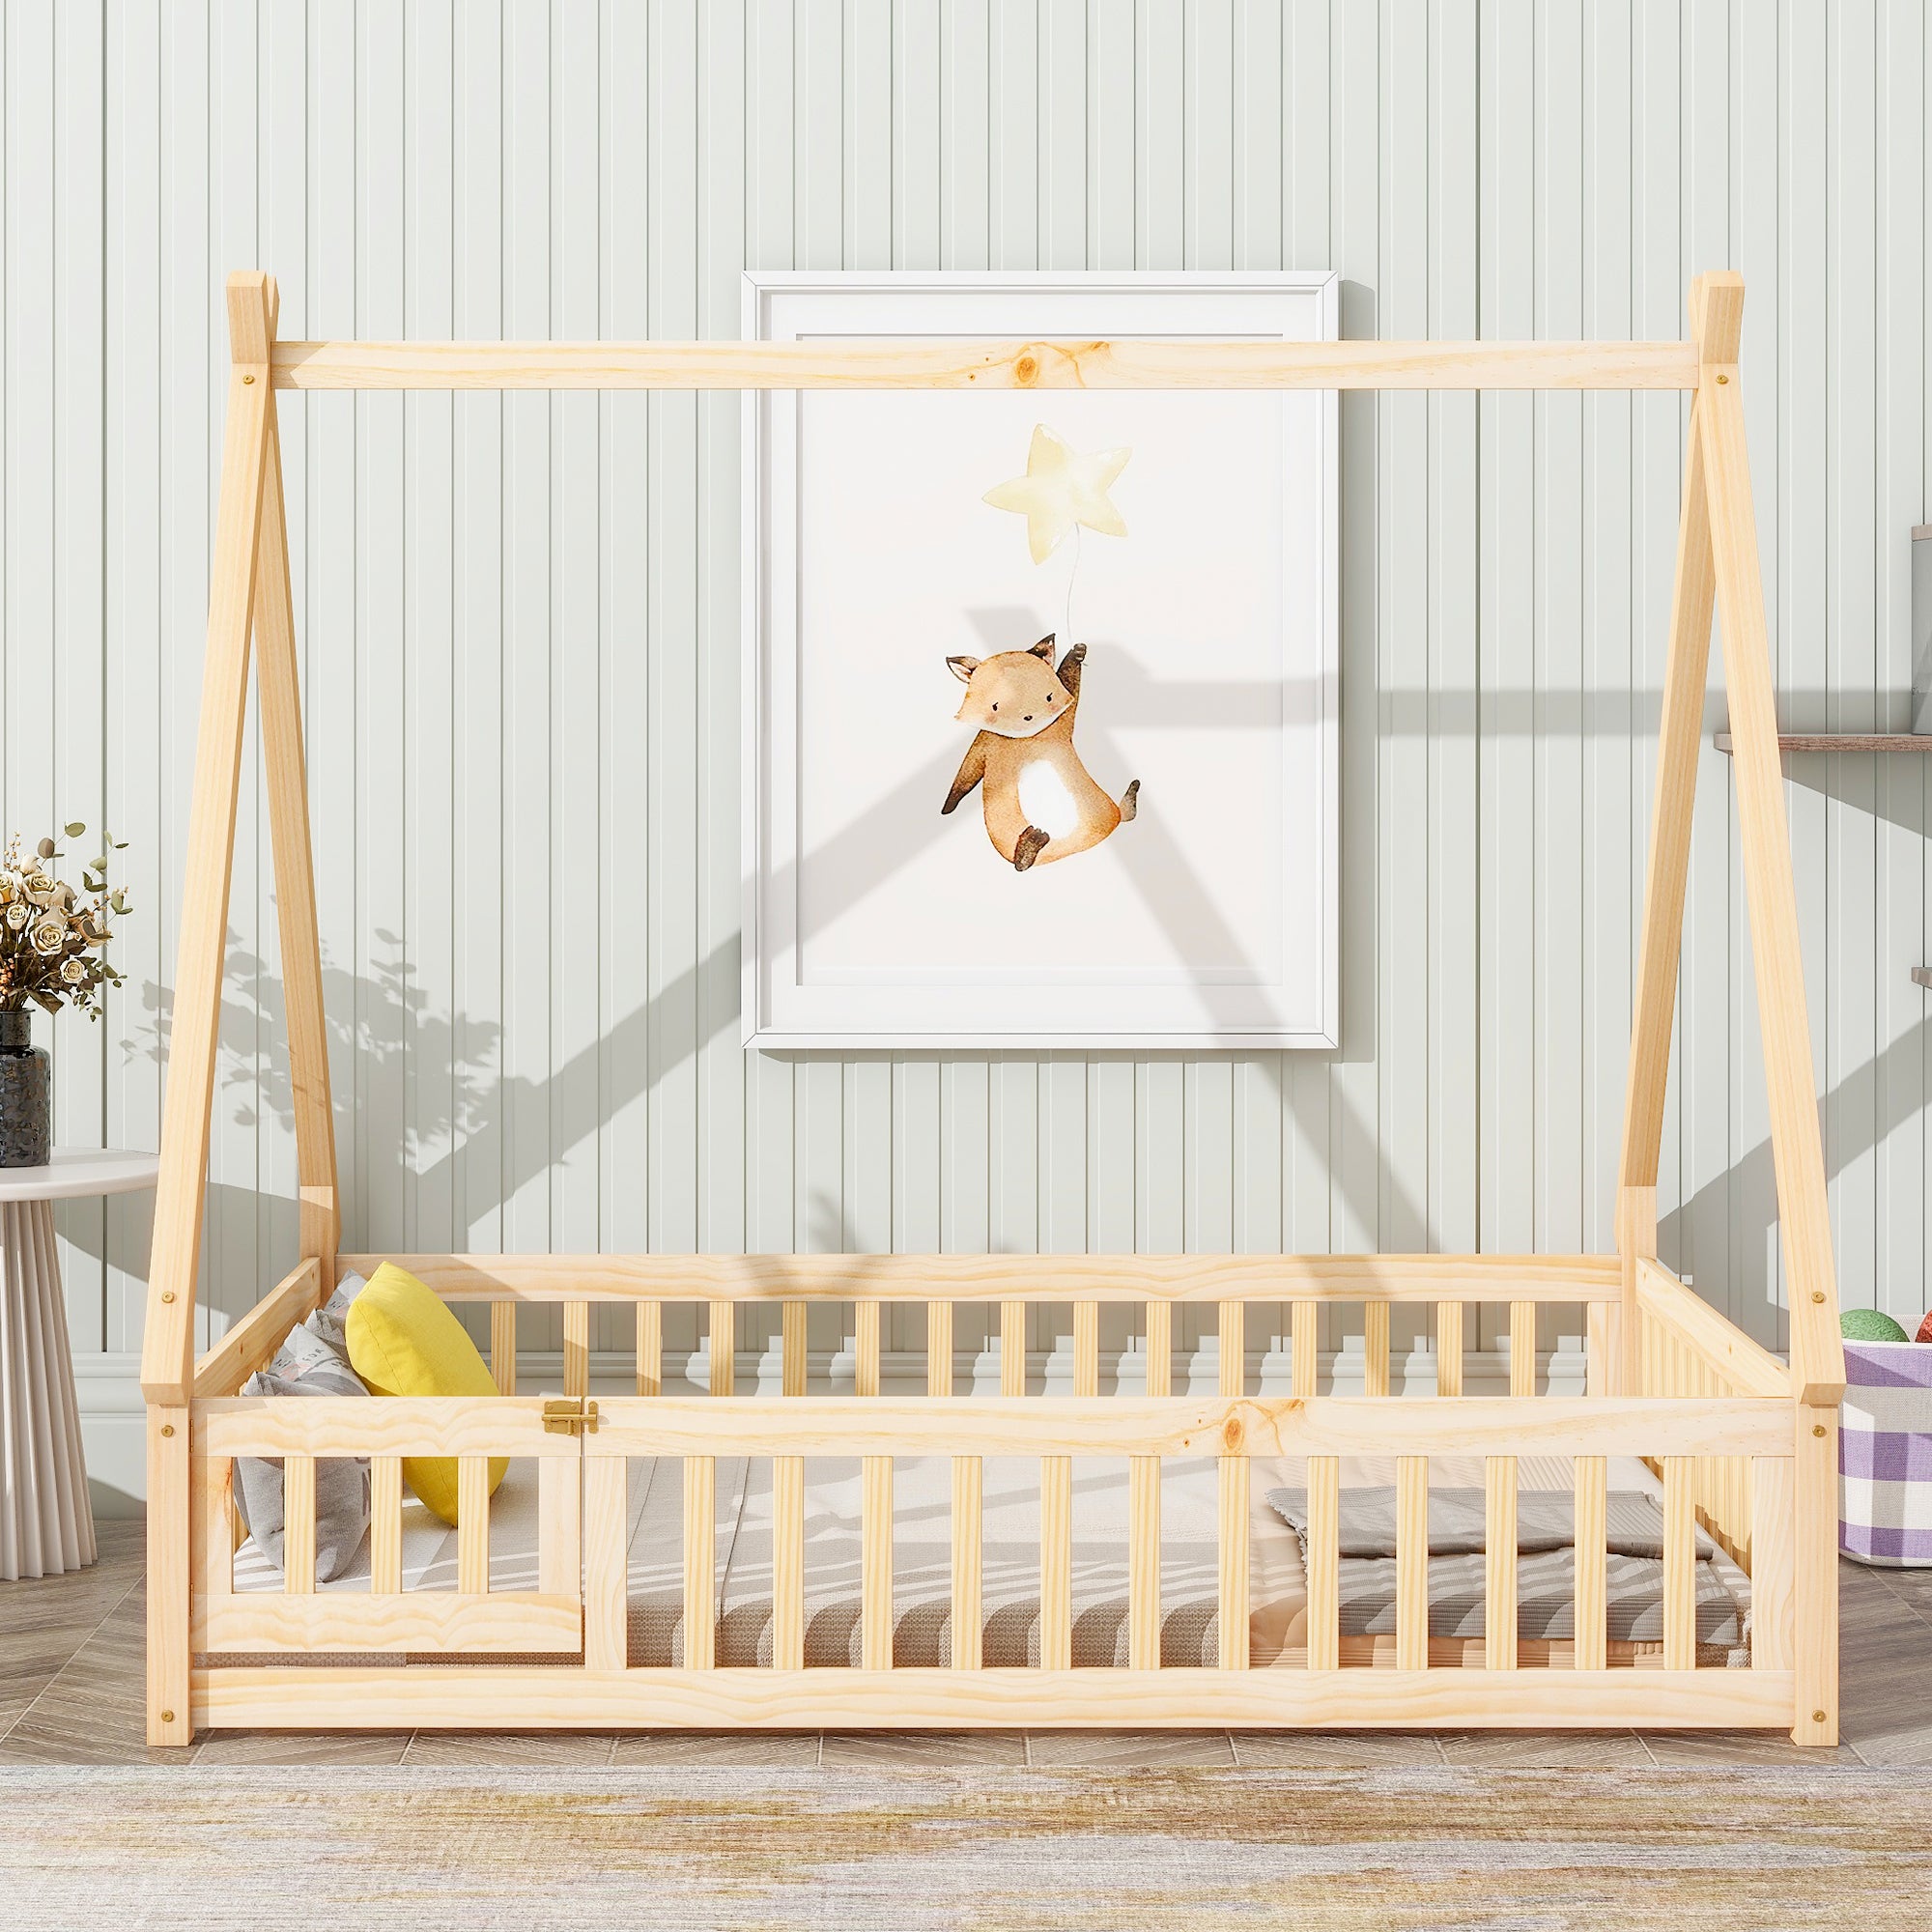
[1841,1340,1932,1566]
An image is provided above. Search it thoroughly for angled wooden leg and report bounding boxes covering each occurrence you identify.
[1615,281,1722,1394]
[1698,287,1843,1408]
[143,272,277,1748]
[252,372,339,1287]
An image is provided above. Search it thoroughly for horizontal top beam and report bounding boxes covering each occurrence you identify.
[272,337,1702,392]
[339,1252,1623,1304]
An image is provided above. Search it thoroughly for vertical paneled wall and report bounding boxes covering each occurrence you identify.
[4,4,1929,1479]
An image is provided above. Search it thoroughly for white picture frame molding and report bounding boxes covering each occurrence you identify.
[743,270,1341,1051]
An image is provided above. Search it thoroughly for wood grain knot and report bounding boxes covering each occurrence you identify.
[1014,353,1038,384]
[1221,1414,1245,1454]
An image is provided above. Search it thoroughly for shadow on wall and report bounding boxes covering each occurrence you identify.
[119,916,1911,1354]
[119,922,1406,1327]
[114,671,1919,1334]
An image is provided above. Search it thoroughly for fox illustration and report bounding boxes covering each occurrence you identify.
[943,635,1140,871]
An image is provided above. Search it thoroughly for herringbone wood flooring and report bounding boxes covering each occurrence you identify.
[3,1524,1926,1768]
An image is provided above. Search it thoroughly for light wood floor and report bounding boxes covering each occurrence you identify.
[4,1523,1928,1768]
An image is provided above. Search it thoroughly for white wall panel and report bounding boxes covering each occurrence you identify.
[3,3,1929,1500]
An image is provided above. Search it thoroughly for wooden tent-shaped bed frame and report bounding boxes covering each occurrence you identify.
[142,270,1844,1747]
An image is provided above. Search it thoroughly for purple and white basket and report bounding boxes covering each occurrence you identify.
[1841,1341,1932,1567]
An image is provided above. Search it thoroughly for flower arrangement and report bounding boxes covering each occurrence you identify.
[0,825,129,1018]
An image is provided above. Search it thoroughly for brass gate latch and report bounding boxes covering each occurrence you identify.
[542,1397,601,1435]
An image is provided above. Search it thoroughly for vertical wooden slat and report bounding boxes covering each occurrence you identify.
[371,1456,404,1595]
[1291,1299,1318,1397]
[1128,1454,1161,1669]
[1573,1454,1607,1671]
[1363,1300,1390,1396]
[1144,1300,1172,1397]
[1218,1299,1244,1398]
[282,1456,317,1595]
[563,1301,590,1400]
[1001,1299,1027,1397]
[636,1300,662,1397]
[538,1453,582,1598]
[951,1454,982,1668]
[1435,1301,1463,1396]
[1585,1301,1622,1396]
[1485,1456,1519,1670]
[682,1457,716,1670]
[855,1291,889,1662]
[709,1298,735,1396]
[1218,1452,1250,1668]
[456,1457,489,1594]
[583,1454,627,1669]
[1662,1454,1696,1670]
[773,1455,806,1668]
[1744,1482,1783,1660]
[1396,1455,1429,1670]
[1304,1455,1340,1670]
[1073,1299,1099,1396]
[926,1300,953,1396]
[1039,1455,1072,1668]
[1509,1301,1537,1397]
[781,1299,807,1397]
[856,1298,881,1397]
[490,1302,517,1395]
[195,1454,233,1598]
[862,1453,894,1669]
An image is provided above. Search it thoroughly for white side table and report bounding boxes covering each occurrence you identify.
[0,1149,158,1580]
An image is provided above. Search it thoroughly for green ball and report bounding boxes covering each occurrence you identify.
[1840,1308,1911,1343]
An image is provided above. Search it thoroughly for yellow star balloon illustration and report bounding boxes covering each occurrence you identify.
[981,424,1131,564]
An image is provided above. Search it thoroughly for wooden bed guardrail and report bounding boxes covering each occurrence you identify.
[337,1250,1623,1406]
[189,1388,1795,1717]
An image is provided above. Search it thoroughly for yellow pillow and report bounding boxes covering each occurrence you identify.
[345,1262,506,1526]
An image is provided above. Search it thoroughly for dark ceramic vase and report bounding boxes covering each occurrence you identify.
[0,1009,50,1167]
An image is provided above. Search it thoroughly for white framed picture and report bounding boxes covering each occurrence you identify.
[743,270,1340,1051]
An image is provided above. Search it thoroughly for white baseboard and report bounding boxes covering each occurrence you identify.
[73,1352,146,1518]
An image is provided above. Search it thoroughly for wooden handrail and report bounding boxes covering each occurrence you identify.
[190,1257,322,1400]
[1634,1260,1796,1402]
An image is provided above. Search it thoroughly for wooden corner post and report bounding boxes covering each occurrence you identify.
[141,272,278,1745]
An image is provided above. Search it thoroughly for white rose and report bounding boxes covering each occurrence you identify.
[4,904,28,930]
[31,919,66,956]
[60,957,86,985]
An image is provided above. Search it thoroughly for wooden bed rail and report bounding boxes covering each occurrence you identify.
[186,1387,1794,1715]
[338,1251,1623,1303]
